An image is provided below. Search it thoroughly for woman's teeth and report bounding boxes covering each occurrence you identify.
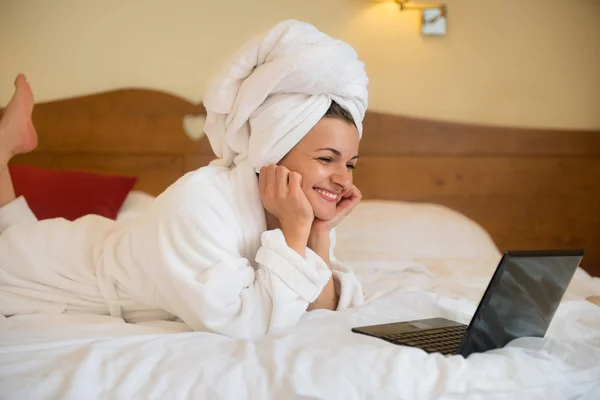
[314,188,338,201]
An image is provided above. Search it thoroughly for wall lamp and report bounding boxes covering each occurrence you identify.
[394,0,447,36]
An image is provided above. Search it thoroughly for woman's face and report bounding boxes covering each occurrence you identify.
[278,117,360,221]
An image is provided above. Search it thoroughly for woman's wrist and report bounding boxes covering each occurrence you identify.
[308,228,331,265]
[280,221,311,257]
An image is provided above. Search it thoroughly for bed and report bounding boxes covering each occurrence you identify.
[1,89,599,399]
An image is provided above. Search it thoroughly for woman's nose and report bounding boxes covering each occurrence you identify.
[332,166,352,189]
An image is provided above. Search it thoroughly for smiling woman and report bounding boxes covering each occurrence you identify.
[258,102,364,311]
[0,20,368,339]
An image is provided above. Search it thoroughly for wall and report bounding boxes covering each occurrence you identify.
[1,0,599,130]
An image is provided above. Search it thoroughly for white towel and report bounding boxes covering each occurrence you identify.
[202,19,369,173]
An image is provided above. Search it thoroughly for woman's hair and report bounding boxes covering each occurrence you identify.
[323,101,356,128]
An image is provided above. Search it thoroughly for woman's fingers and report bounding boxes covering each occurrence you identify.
[288,171,302,196]
[258,166,267,198]
[346,186,361,200]
[258,165,313,226]
[337,185,362,215]
[265,165,278,197]
[276,166,290,198]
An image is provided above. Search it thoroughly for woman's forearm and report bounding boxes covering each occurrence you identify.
[306,230,339,311]
[307,229,331,264]
[307,275,337,311]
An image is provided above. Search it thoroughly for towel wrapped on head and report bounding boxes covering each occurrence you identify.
[202,19,369,173]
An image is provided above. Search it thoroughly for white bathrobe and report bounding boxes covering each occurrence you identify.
[0,163,363,338]
[0,19,368,339]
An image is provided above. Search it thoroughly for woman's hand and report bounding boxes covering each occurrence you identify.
[308,185,361,272]
[312,185,362,234]
[259,165,314,255]
[259,165,314,227]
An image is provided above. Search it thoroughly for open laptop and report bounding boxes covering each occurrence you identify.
[351,249,585,357]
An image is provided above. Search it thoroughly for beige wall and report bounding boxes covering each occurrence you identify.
[1,0,599,130]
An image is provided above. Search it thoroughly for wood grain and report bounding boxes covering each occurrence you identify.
[30,89,211,155]
[353,156,600,198]
[184,155,218,173]
[362,111,600,156]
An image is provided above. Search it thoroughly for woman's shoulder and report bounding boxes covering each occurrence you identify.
[167,164,230,194]
[154,164,237,215]
[138,164,244,253]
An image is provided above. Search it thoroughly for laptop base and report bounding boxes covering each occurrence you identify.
[352,318,466,355]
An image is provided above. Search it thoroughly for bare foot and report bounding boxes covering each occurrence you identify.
[0,74,38,164]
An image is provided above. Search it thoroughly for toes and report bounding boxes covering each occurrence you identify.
[15,75,28,91]
[15,73,26,85]
[14,74,30,93]
[12,74,34,105]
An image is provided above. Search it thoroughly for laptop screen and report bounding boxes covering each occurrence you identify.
[457,250,583,357]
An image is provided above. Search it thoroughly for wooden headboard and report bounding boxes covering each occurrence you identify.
[6,89,600,276]
[10,89,214,195]
[357,112,600,276]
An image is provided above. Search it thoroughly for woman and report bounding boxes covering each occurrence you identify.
[0,20,368,339]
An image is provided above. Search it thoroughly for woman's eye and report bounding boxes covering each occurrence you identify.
[318,157,332,163]
[347,164,356,170]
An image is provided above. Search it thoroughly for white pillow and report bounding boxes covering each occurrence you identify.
[334,200,500,263]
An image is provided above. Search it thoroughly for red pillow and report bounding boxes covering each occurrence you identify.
[8,164,137,221]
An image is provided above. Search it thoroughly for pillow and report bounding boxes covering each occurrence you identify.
[8,164,137,221]
[334,200,501,263]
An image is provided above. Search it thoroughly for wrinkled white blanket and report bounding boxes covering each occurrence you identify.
[2,198,599,398]
[1,255,599,400]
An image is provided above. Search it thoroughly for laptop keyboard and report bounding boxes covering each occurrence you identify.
[382,325,468,355]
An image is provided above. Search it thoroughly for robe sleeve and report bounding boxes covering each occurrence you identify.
[0,196,38,235]
[101,173,333,339]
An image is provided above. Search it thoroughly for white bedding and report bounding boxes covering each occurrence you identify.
[1,197,599,399]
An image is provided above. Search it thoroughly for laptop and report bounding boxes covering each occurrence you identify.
[351,249,585,357]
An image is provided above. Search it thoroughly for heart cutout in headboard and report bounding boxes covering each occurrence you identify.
[183,114,206,141]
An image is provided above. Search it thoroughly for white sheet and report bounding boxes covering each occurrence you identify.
[1,199,599,399]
